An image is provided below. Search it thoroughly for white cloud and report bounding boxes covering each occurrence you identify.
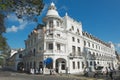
[5,13,34,33]
[6,25,18,32]
[6,20,28,33]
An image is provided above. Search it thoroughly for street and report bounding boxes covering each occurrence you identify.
[0,68,120,80]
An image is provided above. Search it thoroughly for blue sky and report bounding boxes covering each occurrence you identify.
[4,0,120,52]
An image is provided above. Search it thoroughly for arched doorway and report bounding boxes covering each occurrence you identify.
[17,62,24,71]
[55,58,66,73]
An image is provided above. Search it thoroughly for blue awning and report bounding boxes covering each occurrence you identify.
[44,58,53,65]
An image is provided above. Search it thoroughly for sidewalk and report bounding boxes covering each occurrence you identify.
[53,74,104,80]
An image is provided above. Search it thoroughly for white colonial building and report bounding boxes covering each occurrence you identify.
[23,2,118,74]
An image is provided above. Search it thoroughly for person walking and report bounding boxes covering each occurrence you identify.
[84,67,89,77]
[104,67,108,77]
[109,67,113,80]
[93,70,97,78]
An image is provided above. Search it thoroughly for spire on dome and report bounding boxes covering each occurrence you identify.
[49,2,56,10]
[65,12,68,16]
[51,2,55,6]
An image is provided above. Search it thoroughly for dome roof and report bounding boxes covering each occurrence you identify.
[46,2,60,17]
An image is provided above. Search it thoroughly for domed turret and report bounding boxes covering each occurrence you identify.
[43,2,62,23]
[46,2,59,17]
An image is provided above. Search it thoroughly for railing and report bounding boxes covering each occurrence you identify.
[45,50,65,54]
[45,35,66,41]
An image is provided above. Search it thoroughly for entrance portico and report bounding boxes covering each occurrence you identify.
[56,58,66,73]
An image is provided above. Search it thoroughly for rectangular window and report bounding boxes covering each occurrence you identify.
[96,45,97,49]
[78,62,80,69]
[49,20,53,27]
[19,54,22,58]
[88,42,90,47]
[57,44,60,50]
[92,44,94,48]
[72,46,75,52]
[57,21,59,27]
[84,41,86,46]
[77,39,80,43]
[78,47,81,55]
[82,62,84,69]
[90,61,92,66]
[73,61,75,69]
[72,37,75,42]
[48,43,53,50]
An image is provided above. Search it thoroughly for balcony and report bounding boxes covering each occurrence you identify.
[44,50,66,55]
[45,33,67,43]
[69,52,84,59]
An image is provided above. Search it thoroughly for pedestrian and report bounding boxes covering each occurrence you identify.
[50,69,52,75]
[22,67,25,72]
[113,67,116,74]
[36,68,38,74]
[109,67,113,80]
[105,67,108,77]
[39,68,43,74]
[66,67,68,75]
[84,67,89,77]
[93,70,98,78]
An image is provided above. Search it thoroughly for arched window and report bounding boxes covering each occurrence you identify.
[72,37,75,42]
[82,62,84,68]
[84,41,86,46]
[19,54,22,58]
[57,21,59,27]
[88,42,90,47]
[73,61,75,69]
[72,26,74,30]
[77,29,79,33]
[49,20,53,27]
[92,44,94,48]
[77,39,80,43]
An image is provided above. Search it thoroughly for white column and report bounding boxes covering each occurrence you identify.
[59,63,61,73]
[53,41,56,53]
[53,59,56,69]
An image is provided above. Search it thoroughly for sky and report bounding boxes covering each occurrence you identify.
[4,0,120,53]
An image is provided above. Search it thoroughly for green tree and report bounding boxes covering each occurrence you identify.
[0,0,44,64]
[0,0,44,50]
[0,0,44,20]
[0,14,7,51]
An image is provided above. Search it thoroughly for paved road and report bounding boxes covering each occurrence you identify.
[0,68,120,80]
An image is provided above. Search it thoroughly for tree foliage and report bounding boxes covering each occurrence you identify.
[0,0,44,20]
[0,0,44,52]
[0,14,5,34]
[0,14,7,51]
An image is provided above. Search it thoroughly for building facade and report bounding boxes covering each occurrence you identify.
[23,2,118,74]
[6,49,24,71]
